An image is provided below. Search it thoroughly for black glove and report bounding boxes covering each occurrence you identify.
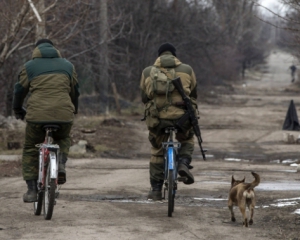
[14,107,27,120]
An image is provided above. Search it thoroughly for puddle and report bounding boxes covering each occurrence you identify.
[199,181,300,190]
[293,209,300,215]
[194,154,214,158]
[275,170,297,173]
[270,201,298,207]
[257,182,300,191]
[224,158,249,162]
[111,199,159,204]
[276,197,300,202]
[61,194,227,207]
[257,196,300,211]
[194,198,226,201]
[197,181,228,185]
[271,197,300,208]
[61,193,300,215]
[197,172,223,176]
[270,160,280,164]
[282,159,298,164]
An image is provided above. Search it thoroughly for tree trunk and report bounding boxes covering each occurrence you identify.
[5,80,14,117]
[111,82,121,115]
[35,0,46,41]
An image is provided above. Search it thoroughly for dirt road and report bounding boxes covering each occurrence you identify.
[1,50,300,240]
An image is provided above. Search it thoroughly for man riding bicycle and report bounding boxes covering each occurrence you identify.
[140,42,199,201]
[13,39,80,203]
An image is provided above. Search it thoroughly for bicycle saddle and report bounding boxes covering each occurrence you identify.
[164,127,177,133]
[42,124,61,131]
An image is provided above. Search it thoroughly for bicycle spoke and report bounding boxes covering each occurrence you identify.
[43,153,57,220]
[33,191,43,215]
[168,169,174,217]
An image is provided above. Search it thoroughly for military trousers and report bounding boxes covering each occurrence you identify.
[22,122,73,181]
[147,119,194,183]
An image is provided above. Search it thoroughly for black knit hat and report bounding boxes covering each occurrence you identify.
[35,39,54,47]
[158,42,176,56]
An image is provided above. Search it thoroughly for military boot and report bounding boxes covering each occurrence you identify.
[58,153,67,184]
[178,158,194,185]
[23,180,38,203]
[147,179,163,201]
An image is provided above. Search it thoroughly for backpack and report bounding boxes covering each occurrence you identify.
[145,66,176,100]
[143,66,176,128]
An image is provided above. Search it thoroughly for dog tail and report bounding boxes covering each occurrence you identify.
[245,171,260,190]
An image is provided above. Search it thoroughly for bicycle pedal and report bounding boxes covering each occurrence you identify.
[55,192,60,198]
[177,177,188,182]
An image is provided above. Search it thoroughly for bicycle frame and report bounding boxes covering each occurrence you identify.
[163,128,181,176]
[162,129,181,190]
[37,129,60,190]
[34,125,61,220]
[162,127,181,217]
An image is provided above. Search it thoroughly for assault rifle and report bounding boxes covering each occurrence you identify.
[172,77,206,160]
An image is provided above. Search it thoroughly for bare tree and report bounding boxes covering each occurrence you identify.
[0,0,272,116]
[0,0,93,116]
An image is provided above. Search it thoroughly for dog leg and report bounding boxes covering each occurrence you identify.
[239,205,248,227]
[228,199,236,222]
[249,203,254,225]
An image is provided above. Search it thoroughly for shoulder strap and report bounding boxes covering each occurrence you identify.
[158,67,175,79]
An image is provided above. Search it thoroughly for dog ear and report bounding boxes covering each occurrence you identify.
[231,175,235,184]
[242,177,245,182]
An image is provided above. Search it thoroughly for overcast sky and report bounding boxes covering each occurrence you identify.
[260,0,285,13]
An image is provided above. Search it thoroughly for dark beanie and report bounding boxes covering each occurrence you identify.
[35,39,54,47]
[158,42,176,56]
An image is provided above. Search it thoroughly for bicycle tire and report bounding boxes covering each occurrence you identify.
[168,169,174,217]
[33,191,44,215]
[44,154,56,220]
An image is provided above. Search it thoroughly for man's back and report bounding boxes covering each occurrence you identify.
[14,42,79,123]
[140,52,197,120]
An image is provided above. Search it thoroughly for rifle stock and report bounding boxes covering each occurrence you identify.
[172,77,206,160]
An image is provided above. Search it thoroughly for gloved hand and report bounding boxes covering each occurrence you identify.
[14,107,27,120]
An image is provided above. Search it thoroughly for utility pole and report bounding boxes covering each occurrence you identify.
[99,0,109,115]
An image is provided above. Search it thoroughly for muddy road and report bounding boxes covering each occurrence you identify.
[1,50,300,240]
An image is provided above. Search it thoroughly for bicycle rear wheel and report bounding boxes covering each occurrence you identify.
[33,191,43,215]
[168,169,175,217]
[44,154,57,220]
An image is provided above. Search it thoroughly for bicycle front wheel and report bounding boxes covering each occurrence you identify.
[168,169,175,217]
[44,154,57,220]
[33,191,43,215]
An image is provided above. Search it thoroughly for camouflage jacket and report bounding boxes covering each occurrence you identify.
[13,43,80,123]
[140,52,197,119]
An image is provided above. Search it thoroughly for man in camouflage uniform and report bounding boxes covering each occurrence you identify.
[13,39,80,203]
[140,43,198,201]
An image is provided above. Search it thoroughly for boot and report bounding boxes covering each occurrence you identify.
[178,158,194,185]
[58,163,66,185]
[58,153,67,184]
[23,180,38,203]
[147,179,163,201]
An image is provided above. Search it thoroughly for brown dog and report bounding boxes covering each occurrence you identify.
[228,171,260,227]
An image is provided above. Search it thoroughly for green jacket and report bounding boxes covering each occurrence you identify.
[140,52,197,119]
[13,43,80,123]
